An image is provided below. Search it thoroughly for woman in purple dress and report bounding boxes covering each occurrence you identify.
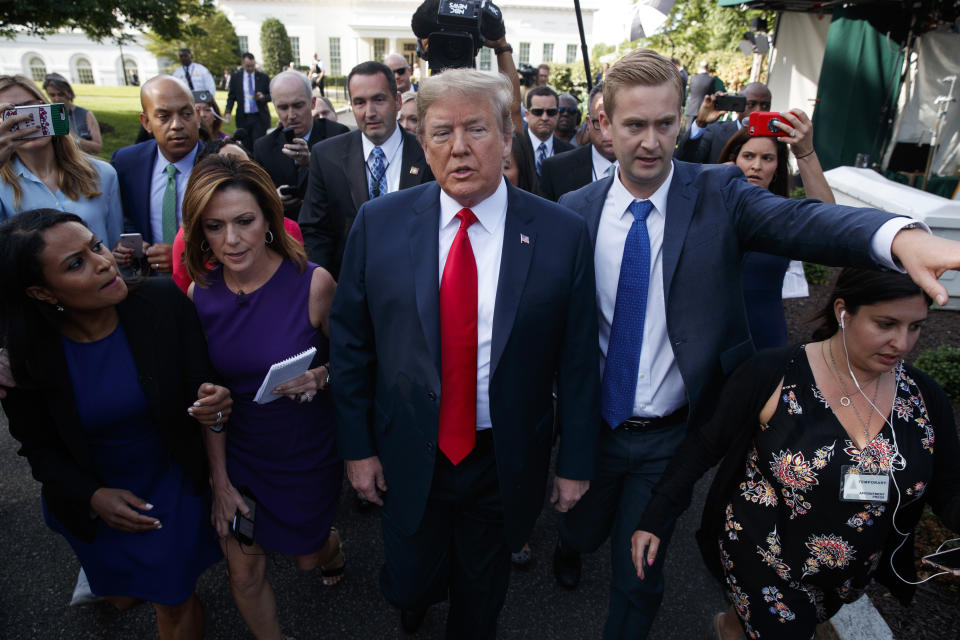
[181,155,343,640]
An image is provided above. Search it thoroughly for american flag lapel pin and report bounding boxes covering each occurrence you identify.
[409,166,420,175]
[520,234,530,245]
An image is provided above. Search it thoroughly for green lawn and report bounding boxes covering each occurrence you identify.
[74,84,348,160]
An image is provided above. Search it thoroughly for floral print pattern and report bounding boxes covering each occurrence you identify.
[725,503,743,540]
[802,534,855,578]
[740,447,778,507]
[756,527,791,581]
[845,504,885,532]
[769,442,834,519]
[761,586,796,623]
[843,435,896,473]
[782,387,802,415]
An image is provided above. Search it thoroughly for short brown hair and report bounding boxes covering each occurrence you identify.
[181,155,306,286]
[603,49,685,118]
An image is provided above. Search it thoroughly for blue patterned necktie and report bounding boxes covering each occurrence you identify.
[601,199,654,429]
[368,146,387,198]
[536,141,547,176]
[246,72,255,112]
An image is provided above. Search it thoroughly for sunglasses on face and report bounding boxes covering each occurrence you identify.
[529,108,558,117]
[393,67,408,76]
[557,107,579,115]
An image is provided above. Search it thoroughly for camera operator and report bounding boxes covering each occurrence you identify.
[675,81,771,164]
[411,0,523,134]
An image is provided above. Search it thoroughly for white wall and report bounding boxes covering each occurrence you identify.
[0,31,160,87]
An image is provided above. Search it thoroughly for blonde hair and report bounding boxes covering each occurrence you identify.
[0,75,101,210]
[603,49,685,119]
[415,68,514,138]
[181,155,306,286]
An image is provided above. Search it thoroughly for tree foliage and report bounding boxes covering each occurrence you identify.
[260,18,293,77]
[1,0,214,43]
[145,9,241,76]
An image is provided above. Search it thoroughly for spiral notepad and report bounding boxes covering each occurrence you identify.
[253,347,317,404]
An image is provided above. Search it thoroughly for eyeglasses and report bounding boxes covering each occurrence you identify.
[589,117,602,131]
[557,107,579,115]
[392,67,409,76]
[529,108,558,117]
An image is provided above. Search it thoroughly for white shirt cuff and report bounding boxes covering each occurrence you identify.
[870,217,930,271]
[689,120,704,140]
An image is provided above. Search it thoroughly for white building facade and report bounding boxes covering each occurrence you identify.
[0,0,598,86]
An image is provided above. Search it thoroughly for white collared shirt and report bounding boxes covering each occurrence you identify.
[595,163,686,418]
[437,179,508,430]
[361,125,403,196]
[149,144,199,244]
[528,129,554,159]
[172,62,217,95]
[591,145,614,182]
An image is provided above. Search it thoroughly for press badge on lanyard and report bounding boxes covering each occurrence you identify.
[840,465,890,503]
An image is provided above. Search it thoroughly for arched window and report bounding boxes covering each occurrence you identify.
[75,58,94,84]
[122,57,139,86]
[28,56,47,83]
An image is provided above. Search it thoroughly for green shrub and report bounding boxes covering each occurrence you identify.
[260,18,293,76]
[914,346,960,403]
[803,262,830,286]
[789,186,806,199]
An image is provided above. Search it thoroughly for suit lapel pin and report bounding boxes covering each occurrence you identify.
[409,166,420,175]
[520,234,530,245]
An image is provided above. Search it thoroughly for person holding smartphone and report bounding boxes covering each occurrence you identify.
[0,210,230,640]
[631,268,960,640]
[0,75,122,250]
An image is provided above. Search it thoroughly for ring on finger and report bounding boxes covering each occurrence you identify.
[215,410,223,424]
[303,392,314,402]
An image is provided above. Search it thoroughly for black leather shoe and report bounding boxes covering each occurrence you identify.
[553,540,581,590]
[401,607,428,634]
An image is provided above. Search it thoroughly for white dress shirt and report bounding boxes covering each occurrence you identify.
[595,160,924,419]
[172,62,217,95]
[438,179,508,431]
[361,125,403,195]
[688,117,741,140]
[591,146,614,182]
[527,129,555,159]
[149,144,199,244]
[596,164,685,418]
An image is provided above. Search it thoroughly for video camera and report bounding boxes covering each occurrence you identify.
[413,0,506,72]
[517,64,538,88]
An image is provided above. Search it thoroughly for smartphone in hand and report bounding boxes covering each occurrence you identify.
[3,104,69,138]
[748,111,790,137]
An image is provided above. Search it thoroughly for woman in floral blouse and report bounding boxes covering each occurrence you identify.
[631,268,960,640]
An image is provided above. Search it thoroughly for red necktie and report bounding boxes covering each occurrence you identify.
[438,208,478,465]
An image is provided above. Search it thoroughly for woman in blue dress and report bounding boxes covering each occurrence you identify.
[0,210,232,640]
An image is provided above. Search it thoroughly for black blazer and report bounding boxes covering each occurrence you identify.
[518,129,574,166]
[330,181,600,549]
[539,144,593,202]
[298,128,434,278]
[2,280,219,543]
[675,119,739,165]
[253,117,350,201]
[225,70,271,122]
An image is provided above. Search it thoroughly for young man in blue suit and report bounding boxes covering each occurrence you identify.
[111,75,203,275]
[330,68,600,639]
[553,48,960,640]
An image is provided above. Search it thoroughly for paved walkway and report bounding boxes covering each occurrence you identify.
[0,409,726,639]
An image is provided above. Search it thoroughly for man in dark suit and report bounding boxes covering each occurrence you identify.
[552,49,959,640]
[683,60,720,128]
[540,82,616,201]
[675,82,771,164]
[330,68,600,638]
[298,61,433,278]
[253,70,349,220]
[225,53,271,142]
[522,85,574,177]
[111,75,204,275]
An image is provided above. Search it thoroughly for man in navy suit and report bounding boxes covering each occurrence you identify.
[298,61,433,278]
[225,53,272,142]
[111,75,203,275]
[330,68,600,638]
[553,48,960,639]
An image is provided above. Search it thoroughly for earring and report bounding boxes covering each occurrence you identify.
[265,230,275,244]
[200,239,209,251]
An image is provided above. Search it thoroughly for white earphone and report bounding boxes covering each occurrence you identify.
[839,310,846,329]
